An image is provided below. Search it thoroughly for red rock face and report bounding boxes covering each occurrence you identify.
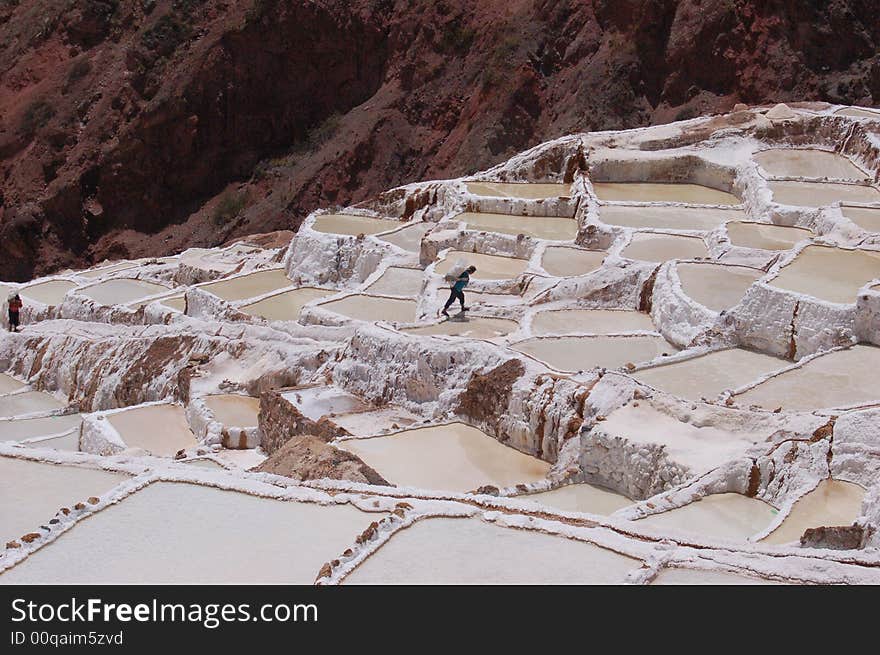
[1,0,878,280]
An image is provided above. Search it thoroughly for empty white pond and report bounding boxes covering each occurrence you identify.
[769,181,880,207]
[755,149,867,180]
[541,246,605,277]
[365,267,424,296]
[0,391,65,418]
[240,287,333,321]
[78,261,138,279]
[319,294,416,323]
[0,373,26,394]
[377,222,432,252]
[344,517,639,584]
[466,182,571,199]
[107,404,197,456]
[622,234,709,262]
[339,423,550,492]
[519,483,632,515]
[599,205,742,231]
[0,482,372,584]
[638,493,777,541]
[203,395,260,427]
[0,457,127,545]
[531,309,655,335]
[20,280,78,305]
[455,211,577,240]
[769,245,880,304]
[652,567,782,585]
[435,251,528,280]
[330,406,421,437]
[80,279,170,305]
[726,222,812,250]
[1,414,81,441]
[200,269,292,302]
[762,479,865,545]
[312,214,401,236]
[735,345,880,411]
[677,263,761,311]
[282,386,367,421]
[402,316,519,339]
[835,107,880,120]
[593,182,739,205]
[633,348,789,401]
[842,205,880,233]
[513,335,676,372]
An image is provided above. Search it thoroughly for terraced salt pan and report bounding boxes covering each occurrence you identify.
[281,386,367,421]
[78,261,138,279]
[841,205,880,233]
[735,345,880,411]
[343,517,639,584]
[365,267,424,296]
[215,448,267,470]
[466,182,571,199]
[402,316,518,339]
[0,373,26,394]
[834,107,880,120]
[312,214,401,236]
[726,221,812,250]
[455,211,577,240]
[512,335,676,372]
[541,246,605,277]
[531,309,655,335]
[519,484,632,515]
[199,268,291,302]
[1,414,81,441]
[131,293,185,311]
[240,287,333,321]
[638,493,777,541]
[203,395,260,427]
[376,222,432,252]
[80,279,170,305]
[633,348,789,401]
[0,391,65,418]
[593,182,739,205]
[676,263,762,311]
[107,404,196,456]
[768,181,880,207]
[599,205,743,231]
[755,149,867,180]
[621,234,708,262]
[0,457,127,545]
[762,479,865,545]
[22,432,80,451]
[464,291,522,306]
[319,294,416,323]
[768,245,880,304]
[330,406,421,437]
[652,568,783,585]
[0,482,371,584]
[435,251,528,280]
[20,280,77,305]
[339,422,550,492]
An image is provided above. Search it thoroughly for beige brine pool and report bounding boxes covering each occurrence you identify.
[518,484,632,516]
[402,316,518,339]
[531,309,655,335]
[755,149,867,180]
[20,280,78,306]
[541,246,605,277]
[199,269,292,302]
[80,279,170,305]
[0,391,65,418]
[768,245,880,304]
[319,294,416,323]
[435,251,528,280]
[762,479,865,545]
[593,182,739,205]
[240,287,333,321]
[621,234,709,262]
[637,493,777,541]
[365,267,424,296]
[726,222,812,250]
[107,404,197,456]
[312,214,401,236]
[377,222,432,252]
[599,205,743,231]
[768,181,880,207]
[676,263,761,311]
[455,212,577,240]
[842,205,880,233]
[203,395,260,427]
[513,335,676,372]
[466,182,571,199]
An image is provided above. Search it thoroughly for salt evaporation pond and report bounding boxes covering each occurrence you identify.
[435,251,528,280]
[593,182,739,205]
[735,345,880,410]
[0,391,65,418]
[638,493,777,541]
[726,222,812,250]
[339,423,550,492]
[512,335,676,372]
[80,279,170,305]
[160,295,186,312]
[755,149,867,180]
[377,222,432,252]
[107,404,197,456]
[200,268,291,302]
[621,234,709,261]
[1,414,81,441]
[676,263,761,310]
[768,181,880,207]
[464,290,522,307]
[0,457,127,545]
[652,567,782,585]
[768,245,880,304]
[282,386,367,421]
[541,246,605,277]
[633,348,789,400]
[0,482,372,584]
[455,211,577,240]
[466,182,571,199]
[402,316,518,339]
[0,373,26,394]
[834,107,880,120]
[365,267,424,296]
[21,432,80,451]
[519,483,632,515]
[842,205,880,233]
[312,214,401,236]
[330,406,420,437]
[319,294,416,323]
[762,479,865,545]
[78,261,137,279]
[598,205,743,231]
[240,287,333,321]
[343,517,639,584]
[203,395,260,427]
[531,309,655,335]
[20,280,78,305]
